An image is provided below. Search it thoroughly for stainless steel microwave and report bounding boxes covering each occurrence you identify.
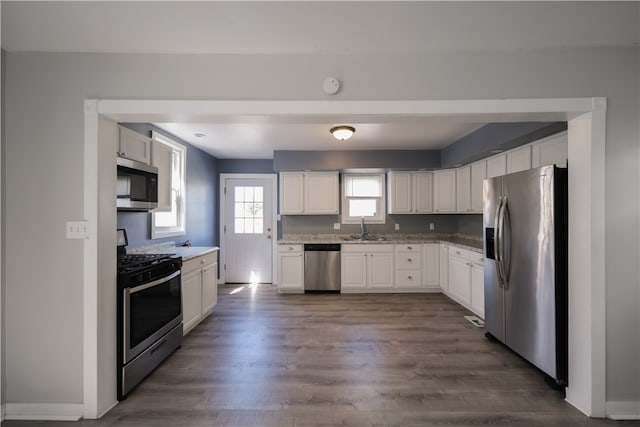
[117,157,159,211]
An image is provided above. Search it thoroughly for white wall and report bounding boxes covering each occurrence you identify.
[3,47,639,413]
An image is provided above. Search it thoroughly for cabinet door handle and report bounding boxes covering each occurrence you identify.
[408,275,413,280]
[456,251,461,255]
[200,259,205,265]
[407,258,412,262]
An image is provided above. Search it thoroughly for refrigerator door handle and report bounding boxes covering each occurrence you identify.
[494,196,505,288]
[500,197,511,289]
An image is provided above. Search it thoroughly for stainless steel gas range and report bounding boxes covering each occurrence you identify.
[116,229,183,400]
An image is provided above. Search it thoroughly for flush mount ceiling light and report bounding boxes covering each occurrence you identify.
[330,126,355,141]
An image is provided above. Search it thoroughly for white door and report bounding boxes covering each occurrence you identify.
[223,176,275,283]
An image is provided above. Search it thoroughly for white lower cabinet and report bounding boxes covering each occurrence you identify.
[470,259,484,319]
[446,247,484,319]
[277,244,304,293]
[182,251,219,335]
[394,244,422,289]
[182,269,203,335]
[202,262,218,314]
[448,248,472,305]
[422,243,440,290]
[341,244,394,291]
[439,244,449,291]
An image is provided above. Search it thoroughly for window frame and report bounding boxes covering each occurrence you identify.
[150,131,187,239]
[341,173,386,224]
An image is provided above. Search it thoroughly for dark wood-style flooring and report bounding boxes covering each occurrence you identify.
[6,285,629,426]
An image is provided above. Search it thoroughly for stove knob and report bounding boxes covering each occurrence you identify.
[137,274,144,283]
[147,271,153,280]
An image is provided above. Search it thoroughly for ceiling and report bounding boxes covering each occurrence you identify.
[154,120,486,159]
[3,2,636,159]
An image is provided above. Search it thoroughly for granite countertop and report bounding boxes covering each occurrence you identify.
[278,233,482,252]
[171,246,219,261]
[128,243,219,261]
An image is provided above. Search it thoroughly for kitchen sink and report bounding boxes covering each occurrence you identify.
[340,234,388,242]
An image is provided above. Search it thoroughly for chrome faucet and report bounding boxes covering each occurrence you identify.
[360,217,367,240]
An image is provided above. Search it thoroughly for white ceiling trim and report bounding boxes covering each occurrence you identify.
[96,98,596,123]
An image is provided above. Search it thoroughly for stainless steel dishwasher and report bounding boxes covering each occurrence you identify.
[304,244,341,293]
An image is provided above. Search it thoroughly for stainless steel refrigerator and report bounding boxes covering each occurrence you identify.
[483,165,568,386]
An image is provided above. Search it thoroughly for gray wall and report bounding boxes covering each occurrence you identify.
[441,122,568,168]
[218,159,274,174]
[116,124,219,248]
[3,43,639,408]
[274,150,440,171]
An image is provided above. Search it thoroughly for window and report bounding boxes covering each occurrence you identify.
[342,174,386,224]
[151,131,186,239]
[234,186,264,234]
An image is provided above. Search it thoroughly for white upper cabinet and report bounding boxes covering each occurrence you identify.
[118,126,151,164]
[413,172,434,213]
[305,172,340,214]
[387,172,413,214]
[486,153,507,178]
[506,145,532,174]
[387,171,433,214]
[531,131,568,168]
[280,172,338,215]
[470,160,487,213]
[279,172,305,214]
[455,166,471,213]
[433,169,456,213]
[151,139,173,211]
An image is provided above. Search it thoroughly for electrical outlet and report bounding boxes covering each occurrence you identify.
[66,220,89,239]
[333,223,341,230]
[394,224,400,231]
[429,223,435,231]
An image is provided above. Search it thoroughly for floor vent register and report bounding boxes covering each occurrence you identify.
[464,315,485,328]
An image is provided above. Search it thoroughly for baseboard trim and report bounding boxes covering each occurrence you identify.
[606,400,640,420]
[4,403,83,421]
[96,400,118,419]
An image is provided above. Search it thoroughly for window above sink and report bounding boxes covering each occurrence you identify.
[342,173,386,224]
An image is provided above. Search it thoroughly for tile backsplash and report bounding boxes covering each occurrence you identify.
[281,214,481,237]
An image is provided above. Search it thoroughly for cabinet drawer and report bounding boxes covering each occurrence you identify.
[395,270,422,288]
[394,244,422,254]
[395,254,422,269]
[183,254,216,274]
[279,244,303,253]
[469,252,484,265]
[342,244,392,253]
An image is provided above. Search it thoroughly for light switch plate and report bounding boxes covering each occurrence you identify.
[394,224,400,231]
[333,223,341,230]
[66,220,89,239]
[429,223,435,231]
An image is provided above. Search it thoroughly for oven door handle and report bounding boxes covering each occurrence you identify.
[128,270,181,294]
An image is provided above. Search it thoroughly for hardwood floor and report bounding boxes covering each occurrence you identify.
[6,285,628,426]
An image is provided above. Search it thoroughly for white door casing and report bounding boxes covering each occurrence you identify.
[220,174,277,284]
[85,98,607,420]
